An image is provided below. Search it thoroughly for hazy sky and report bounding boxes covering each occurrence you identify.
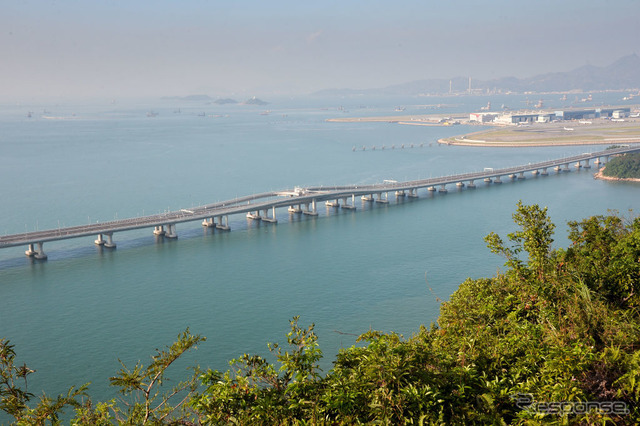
[2,0,638,99]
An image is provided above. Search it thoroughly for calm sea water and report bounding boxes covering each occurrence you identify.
[0,93,638,416]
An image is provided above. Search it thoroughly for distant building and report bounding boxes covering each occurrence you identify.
[537,114,553,123]
[491,107,632,125]
[554,109,596,120]
[494,113,539,125]
[469,113,498,123]
[612,109,630,119]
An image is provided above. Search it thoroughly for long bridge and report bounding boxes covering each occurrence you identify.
[2,146,639,260]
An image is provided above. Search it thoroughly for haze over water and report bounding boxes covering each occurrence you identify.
[1,93,639,415]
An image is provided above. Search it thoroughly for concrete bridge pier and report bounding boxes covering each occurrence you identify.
[32,242,47,260]
[325,199,340,207]
[341,196,357,210]
[518,171,526,179]
[25,243,36,257]
[376,192,389,203]
[303,199,318,216]
[531,170,539,176]
[574,161,582,169]
[288,204,302,213]
[427,186,436,192]
[103,232,116,248]
[456,182,465,189]
[95,233,104,246]
[246,211,261,220]
[201,218,215,228]
[407,188,419,198]
[467,180,476,188]
[216,215,230,231]
[165,224,177,239]
[508,174,516,180]
[262,207,278,223]
[541,168,548,175]
[154,225,166,235]
[583,159,591,169]
[395,190,406,197]
[494,176,502,184]
[438,184,448,193]
[563,163,570,172]
[361,194,374,202]
[554,165,561,173]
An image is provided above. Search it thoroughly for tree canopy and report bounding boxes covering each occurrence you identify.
[603,153,640,179]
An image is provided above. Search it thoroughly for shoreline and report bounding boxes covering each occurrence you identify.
[593,166,640,183]
[437,138,640,147]
[327,108,640,148]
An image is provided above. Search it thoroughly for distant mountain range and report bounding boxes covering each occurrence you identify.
[313,54,640,97]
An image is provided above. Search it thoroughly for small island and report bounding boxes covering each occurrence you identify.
[242,96,269,106]
[597,152,640,182]
[213,98,238,105]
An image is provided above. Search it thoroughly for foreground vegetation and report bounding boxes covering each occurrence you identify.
[603,153,640,179]
[2,202,640,424]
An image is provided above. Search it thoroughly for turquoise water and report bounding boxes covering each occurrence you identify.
[1,94,639,417]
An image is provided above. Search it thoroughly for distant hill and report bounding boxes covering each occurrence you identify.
[242,96,269,106]
[313,54,640,96]
[602,153,640,179]
[213,98,238,105]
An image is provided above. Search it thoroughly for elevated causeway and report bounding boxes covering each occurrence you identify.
[2,146,639,260]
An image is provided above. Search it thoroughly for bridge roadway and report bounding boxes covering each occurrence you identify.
[2,146,639,259]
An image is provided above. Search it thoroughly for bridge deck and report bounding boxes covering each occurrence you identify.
[1,146,638,250]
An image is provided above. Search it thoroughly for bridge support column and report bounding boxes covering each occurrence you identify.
[427,186,436,191]
[494,176,502,184]
[376,192,389,203]
[563,163,570,172]
[288,204,302,213]
[467,180,476,188]
[103,232,116,248]
[165,224,178,239]
[395,190,405,197]
[246,211,261,220]
[303,199,318,216]
[325,199,340,207]
[554,165,561,173]
[361,194,374,202]
[216,215,230,231]
[583,159,591,169]
[456,182,465,188]
[154,225,165,235]
[262,207,277,223]
[407,188,419,198]
[438,184,448,193]
[341,196,357,210]
[95,233,104,246]
[508,174,516,180]
[25,243,36,257]
[34,242,47,260]
[518,171,525,179]
[201,218,215,227]
[575,162,582,169]
[541,168,548,175]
